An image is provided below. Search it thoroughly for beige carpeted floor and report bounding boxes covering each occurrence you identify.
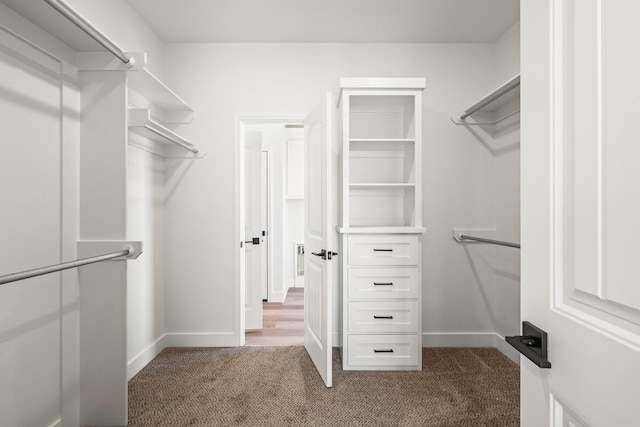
[128,346,519,426]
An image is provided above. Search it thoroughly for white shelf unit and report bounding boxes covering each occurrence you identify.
[127,68,205,158]
[338,78,426,371]
[451,74,520,126]
[341,86,423,229]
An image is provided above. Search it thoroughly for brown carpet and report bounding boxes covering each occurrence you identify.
[128,347,519,426]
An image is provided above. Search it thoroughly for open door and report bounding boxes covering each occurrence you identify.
[244,131,263,330]
[520,1,640,425]
[304,93,334,387]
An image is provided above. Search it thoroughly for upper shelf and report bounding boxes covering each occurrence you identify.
[451,74,520,125]
[128,68,195,124]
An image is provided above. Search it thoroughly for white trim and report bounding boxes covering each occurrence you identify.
[493,333,521,365]
[163,332,238,347]
[127,334,167,381]
[49,419,62,427]
[127,332,241,380]
[422,332,496,347]
[270,290,287,303]
[421,333,520,365]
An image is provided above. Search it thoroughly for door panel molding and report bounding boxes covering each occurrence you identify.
[551,0,640,349]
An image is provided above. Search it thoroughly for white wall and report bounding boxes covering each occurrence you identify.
[0,4,80,426]
[126,146,166,377]
[160,42,501,344]
[493,22,521,340]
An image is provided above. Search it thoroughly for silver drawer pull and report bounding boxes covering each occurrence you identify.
[373,282,393,286]
[373,315,394,319]
[373,349,394,353]
[373,248,393,252]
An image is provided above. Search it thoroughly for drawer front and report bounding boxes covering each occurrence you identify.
[347,235,419,266]
[348,301,419,333]
[347,334,420,367]
[348,268,419,299]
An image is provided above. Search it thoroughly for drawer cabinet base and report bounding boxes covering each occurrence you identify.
[344,334,421,371]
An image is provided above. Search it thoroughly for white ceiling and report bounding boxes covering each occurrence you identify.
[125,0,520,44]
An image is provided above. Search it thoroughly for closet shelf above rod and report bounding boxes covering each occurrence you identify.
[453,232,520,249]
[128,68,195,124]
[451,74,520,125]
[128,108,205,158]
[44,0,135,67]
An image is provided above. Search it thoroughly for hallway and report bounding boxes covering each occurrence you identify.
[245,288,304,346]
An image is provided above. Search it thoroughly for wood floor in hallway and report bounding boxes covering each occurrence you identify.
[245,287,304,346]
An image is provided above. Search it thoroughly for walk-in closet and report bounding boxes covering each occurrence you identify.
[1,1,639,426]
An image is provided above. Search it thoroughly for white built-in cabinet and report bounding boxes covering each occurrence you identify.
[338,78,426,371]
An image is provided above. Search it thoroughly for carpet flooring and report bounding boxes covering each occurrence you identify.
[128,346,519,426]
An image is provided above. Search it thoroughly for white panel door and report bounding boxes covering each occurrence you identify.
[245,131,263,330]
[521,1,640,425]
[304,93,334,387]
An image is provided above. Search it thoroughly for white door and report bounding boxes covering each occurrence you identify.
[261,150,269,300]
[521,1,640,425]
[304,93,334,387]
[245,131,263,329]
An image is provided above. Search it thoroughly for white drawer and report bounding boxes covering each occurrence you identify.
[347,235,419,266]
[348,301,419,333]
[348,268,419,299]
[347,334,420,367]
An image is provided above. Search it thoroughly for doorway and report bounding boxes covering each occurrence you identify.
[235,115,306,346]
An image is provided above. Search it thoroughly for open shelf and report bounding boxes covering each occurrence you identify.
[350,183,416,188]
[349,95,416,139]
[128,108,205,158]
[451,74,520,125]
[128,68,195,124]
[349,139,415,185]
[349,187,416,227]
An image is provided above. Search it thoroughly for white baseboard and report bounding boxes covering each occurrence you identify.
[127,332,239,380]
[493,333,521,365]
[49,419,62,427]
[422,332,496,347]
[163,332,237,347]
[270,290,286,303]
[128,334,167,381]
[422,332,520,366]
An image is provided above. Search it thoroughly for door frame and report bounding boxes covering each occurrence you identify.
[234,113,306,345]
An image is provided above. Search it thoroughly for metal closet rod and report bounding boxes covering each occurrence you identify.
[459,75,520,120]
[143,123,199,154]
[0,248,133,286]
[458,234,521,249]
[44,0,134,66]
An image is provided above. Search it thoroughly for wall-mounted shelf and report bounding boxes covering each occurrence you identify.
[128,108,205,158]
[128,68,195,124]
[451,74,520,125]
[350,183,416,188]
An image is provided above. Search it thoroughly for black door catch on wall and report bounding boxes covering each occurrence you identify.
[506,321,551,368]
